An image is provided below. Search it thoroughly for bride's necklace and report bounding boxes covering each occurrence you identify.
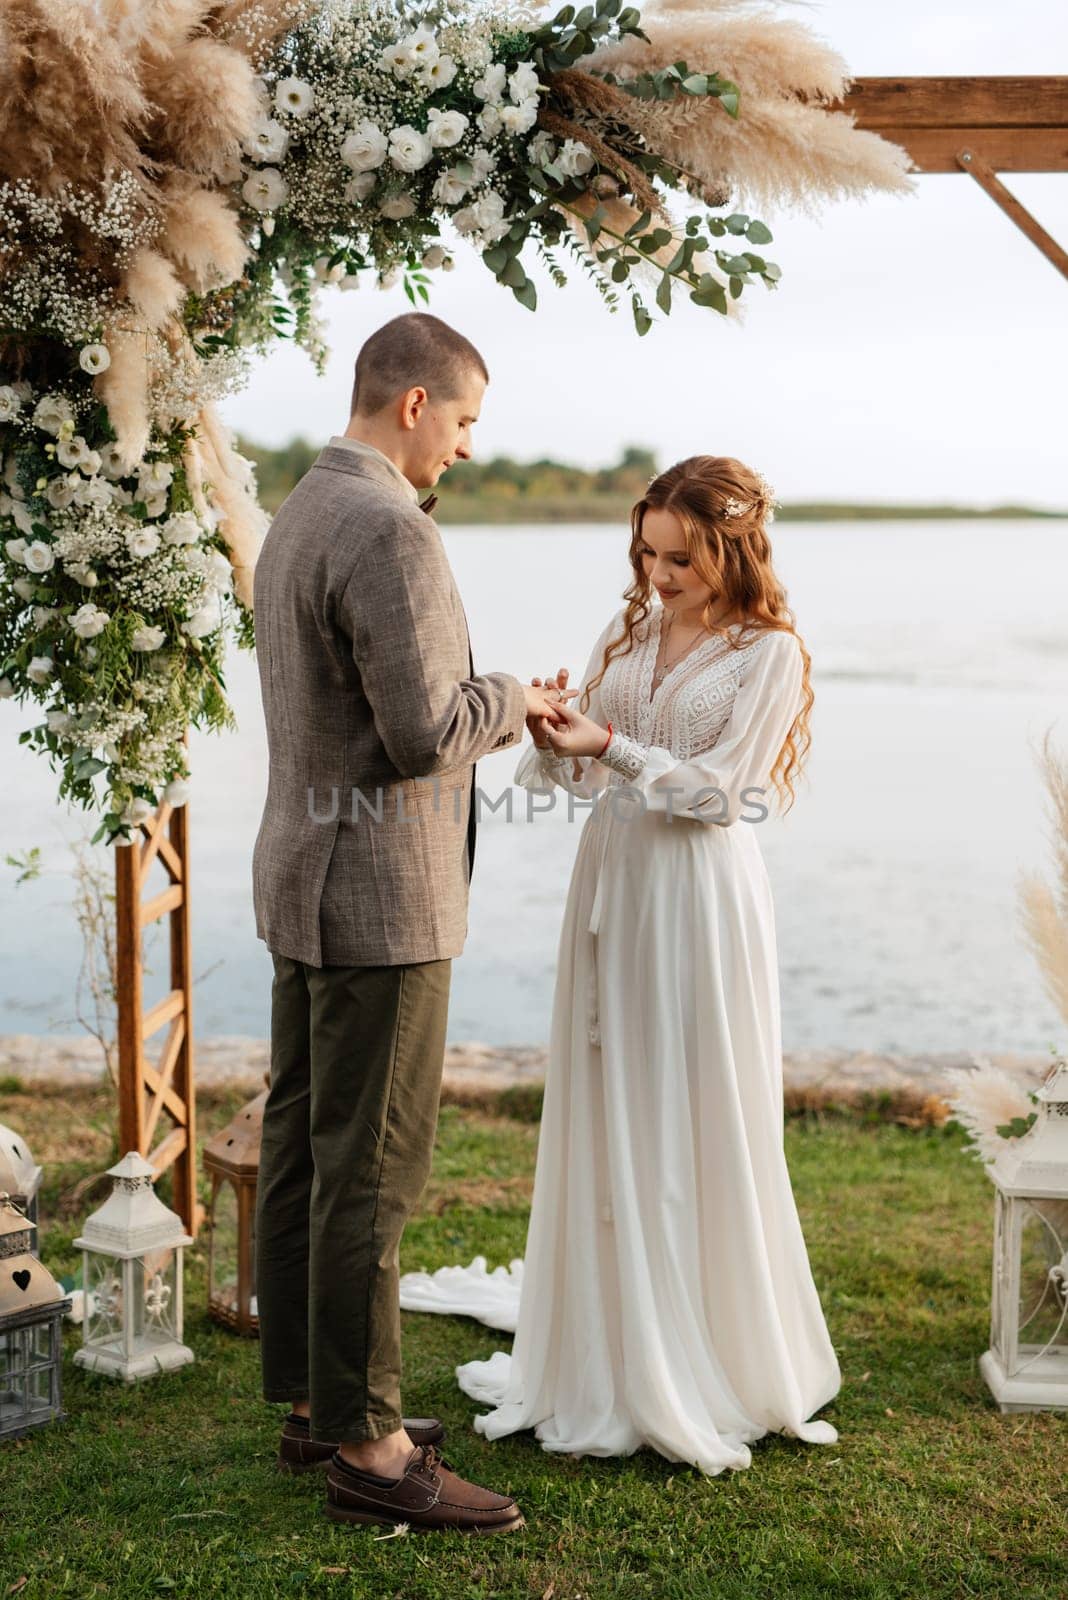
[651,610,714,686]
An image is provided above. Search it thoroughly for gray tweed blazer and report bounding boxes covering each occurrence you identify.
[252,443,526,967]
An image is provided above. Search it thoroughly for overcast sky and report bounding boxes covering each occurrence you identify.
[220,0,1068,506]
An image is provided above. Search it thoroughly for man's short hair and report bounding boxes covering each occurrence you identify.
[351,313,489,416]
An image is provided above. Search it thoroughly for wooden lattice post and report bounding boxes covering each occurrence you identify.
[114,800,201,1238]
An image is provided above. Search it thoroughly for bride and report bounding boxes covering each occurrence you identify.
[400,455,841,1475]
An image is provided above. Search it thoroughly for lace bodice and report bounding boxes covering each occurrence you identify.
[599,607,770,762]
[513,604,804,830]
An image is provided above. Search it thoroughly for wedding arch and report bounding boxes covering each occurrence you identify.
[0,0,1063,1231]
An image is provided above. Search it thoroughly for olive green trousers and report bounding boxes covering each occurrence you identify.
[255,952,452,1442]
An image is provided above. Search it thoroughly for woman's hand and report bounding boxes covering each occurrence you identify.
[542,698,611,758]
[528,668,578,749]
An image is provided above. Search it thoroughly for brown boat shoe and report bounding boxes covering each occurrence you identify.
[325,1441,525,1535]
[276,1412,445,1474]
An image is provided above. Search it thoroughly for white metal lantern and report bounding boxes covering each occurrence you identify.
[0,1123,43,1258]
[73,1152,194,1383]
[0,1194,71,1441]
[980,1060,1068,1412]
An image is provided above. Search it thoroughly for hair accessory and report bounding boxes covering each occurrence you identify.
[722,471,777,524]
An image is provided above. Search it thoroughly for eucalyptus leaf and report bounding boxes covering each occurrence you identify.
[656,274,672,314]
[512,279,538,311]
[745,220,773,245]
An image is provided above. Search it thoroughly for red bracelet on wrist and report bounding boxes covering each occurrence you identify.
[596,722,614,759]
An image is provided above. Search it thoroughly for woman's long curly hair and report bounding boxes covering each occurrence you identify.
[580,455,813,814]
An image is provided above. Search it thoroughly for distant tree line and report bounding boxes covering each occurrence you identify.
[236,437,1064,523]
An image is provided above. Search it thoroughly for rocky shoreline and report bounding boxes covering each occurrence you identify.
[0,1034,1055,1121]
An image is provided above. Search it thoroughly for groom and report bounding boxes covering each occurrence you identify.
[251,312,560,1534]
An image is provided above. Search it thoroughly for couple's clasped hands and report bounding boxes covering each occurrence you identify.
[522,670,610,757]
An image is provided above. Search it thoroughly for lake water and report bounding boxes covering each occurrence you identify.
[1,520,1066,1057]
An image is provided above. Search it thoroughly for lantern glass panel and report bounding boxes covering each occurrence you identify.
[0,1324,57,1430]
[85,1248,181,1359]
[209,1177,241,1320]
[85,1254,125,1350]
[1014,1200,1067,1375]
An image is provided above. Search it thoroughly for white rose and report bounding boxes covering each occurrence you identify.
[275,77,314,117]
[242,167,288,212]
[468,147,497,184]
[0,676,13,697]
[45,476,76,509]
[388,125,433,174]
[339,273,362,291]
[244,117,289,163]
[206,549,233,589]
[73,478,112,510]
[451,204,479,236]
[32,394,73,436]
[70,602,109,639]
[121,797,156,827]
[33,605,58,626]
[473,190,507,232]
[0,492,11,515]
[110,484,133,506]
[26,655,54,684]
[0,386,21,421]
[78,344,111,375]
[528,130,555,166]
[162,511,201,545]
[418,54,457,90]
[343,172,377,204]
[181,601,221,638]
[126,527,161,559]
[557,137,595,178]
[163,777,190,808]
[473,62,507,103]
[99,444,128,481]
[341,121,388,172]
[509,62,540,103]
[421,245,447,269]
[132,624,166,652]
[11,502,35,535]
[24,540,55,574]
[378,265,402,290]
[381,40,416,78]
[139,460,174,493]
[432,168,470,206]
[46,709,73,733]
[5,537,28,562]
[142,492,167,518]
[500,99,539,136]
[13,577,35,601]
[476,105,503,141]
[379,193,416,220]
[404,27,439,65]
[427,108,468,149]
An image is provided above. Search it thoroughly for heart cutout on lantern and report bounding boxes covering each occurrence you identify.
[13,1269,31,1291]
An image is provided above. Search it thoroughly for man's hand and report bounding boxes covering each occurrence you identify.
[525,669,578,749]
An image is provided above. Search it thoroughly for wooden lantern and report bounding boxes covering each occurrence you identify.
[0,1195,71,1441]
[203,1090,266,1338]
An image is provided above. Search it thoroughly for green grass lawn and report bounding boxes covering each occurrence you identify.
[0,1082,1065,1600]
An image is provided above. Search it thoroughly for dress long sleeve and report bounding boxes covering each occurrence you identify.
[599,628,804,825]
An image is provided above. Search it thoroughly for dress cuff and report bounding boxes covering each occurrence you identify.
[599,731,648,780]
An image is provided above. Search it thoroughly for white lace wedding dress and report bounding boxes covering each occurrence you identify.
[399,605,841,1474]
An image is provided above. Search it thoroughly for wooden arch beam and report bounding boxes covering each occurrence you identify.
[833,76,1068,278]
